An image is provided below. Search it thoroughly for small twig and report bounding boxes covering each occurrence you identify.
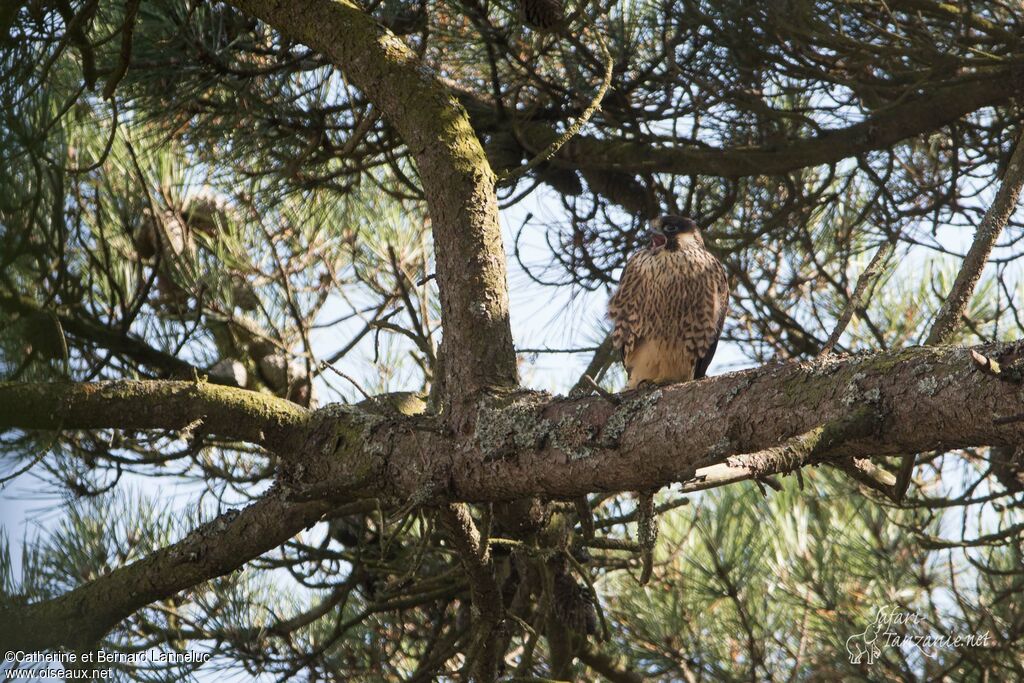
[498,30,613,185]
[569,332,616,397]
[916,520,1024,550]
[679,408,879,493]
[319,360,374,400]
[581,537,639,552]
[386,244,434,364]
[517,346,600,354]
[831,457,898,501]
[970,349,1002,377]
[820,239,895,357]
[582,374,620,404]
[593,496,689,530]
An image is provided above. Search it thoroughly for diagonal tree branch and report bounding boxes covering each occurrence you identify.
[0,294,217,382]
[926,135,1024,346]
[0,493,333,651]
[226,0,518,419]
[456,70,1020,178]
[678,408,879,493]
[819,240,896,357]
[895,133,1024,498]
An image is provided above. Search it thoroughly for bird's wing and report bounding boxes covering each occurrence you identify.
[693,260,729,380]
[608,251,651,361]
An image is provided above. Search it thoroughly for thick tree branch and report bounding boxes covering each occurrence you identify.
[0,493,332,651]
[926,135,1024,346]
[227,0,518,416]
[896,133,1024,497]
[8,343,1022,506]
[6,341,1024,650]
[0,379,310,454]
[438,504,504,681]
[458,71,1019,178]
[289,341,1024,504]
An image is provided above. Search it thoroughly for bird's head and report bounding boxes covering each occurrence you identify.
[649,215,703,250]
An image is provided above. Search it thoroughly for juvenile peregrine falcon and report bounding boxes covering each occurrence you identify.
[608,215,729,389]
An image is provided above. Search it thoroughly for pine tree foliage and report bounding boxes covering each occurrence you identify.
[2,0,1024,680]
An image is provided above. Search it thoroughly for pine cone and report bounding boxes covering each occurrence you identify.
[581,169,658,218]
[536,164,583,196]
[208,359,248,387]
[181,188,233,236]
[156,210,193,257]
[484,131,525,173]
[134,210,158,260]
[517,0,566,33]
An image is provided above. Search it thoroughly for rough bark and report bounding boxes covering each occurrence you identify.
[337,341,1021,502]
[7,341,1020,503]
[226,0,518,418]
[4,340,1024,650]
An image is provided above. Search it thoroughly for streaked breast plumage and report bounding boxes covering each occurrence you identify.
[608,215,729,389]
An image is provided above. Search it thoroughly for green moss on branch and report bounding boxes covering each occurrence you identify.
[0,380,310,454]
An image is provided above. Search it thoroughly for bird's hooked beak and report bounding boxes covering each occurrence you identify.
[648,217,667,249]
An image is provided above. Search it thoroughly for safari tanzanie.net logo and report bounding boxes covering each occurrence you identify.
[846,606,992,665]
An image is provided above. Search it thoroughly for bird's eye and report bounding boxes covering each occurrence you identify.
[664,225,679,233]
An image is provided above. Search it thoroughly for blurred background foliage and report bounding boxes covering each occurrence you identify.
[2,0,1024,680]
